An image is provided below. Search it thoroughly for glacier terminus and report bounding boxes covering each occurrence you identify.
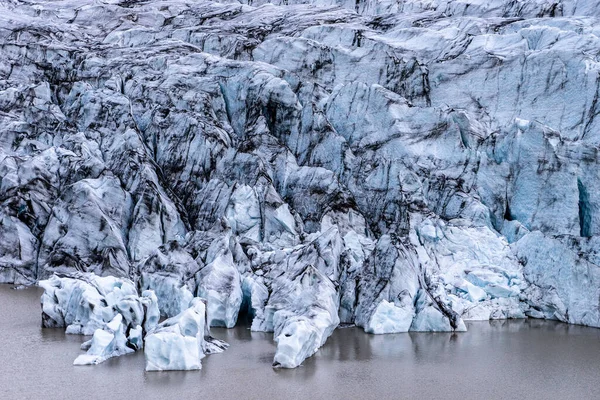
[2,0,600,370]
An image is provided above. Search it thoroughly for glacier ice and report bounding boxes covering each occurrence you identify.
[137,242,197,318]
[40,273,226,369]
[39,273,138,335]
[40,273,164,365]
[145,297,227,371]
[195,252,243,329]
[2,0,600,370]
[516,232,600,327]
[73,314,135,366]
[366,300,415,334]
[269,265,340,368]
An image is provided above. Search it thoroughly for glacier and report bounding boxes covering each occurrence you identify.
[3,0,600,369]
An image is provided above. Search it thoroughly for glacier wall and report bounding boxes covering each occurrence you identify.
[3,0,600,367]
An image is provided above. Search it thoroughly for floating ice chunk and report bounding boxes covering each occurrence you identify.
[272,315,318,368]
[145,332,202,371]
[144,298,226,371]
[73,314,133,365]
[365,300,414,334]
[74,330,118,365]
[40,274,161,366]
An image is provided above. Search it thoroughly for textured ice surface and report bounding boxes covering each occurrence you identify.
[195,253,243,329]
[4,0,600,369]
[40,273,163,365]
[269,265,340,368]
[137,242,197,318]
[144,297,226,371]
[73,314,135,365]
[39,273,138,335]
[366,300,414,334]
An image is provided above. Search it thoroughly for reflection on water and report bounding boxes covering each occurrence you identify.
[1,284,599,400]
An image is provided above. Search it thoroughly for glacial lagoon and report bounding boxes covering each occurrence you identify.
[1,284,599,400]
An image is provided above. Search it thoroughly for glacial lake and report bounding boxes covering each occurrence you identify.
[1,284,599,400]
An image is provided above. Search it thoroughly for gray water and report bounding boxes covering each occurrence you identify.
[1,285,599,400]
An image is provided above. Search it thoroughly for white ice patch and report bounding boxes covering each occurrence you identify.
[73,314,135,365]
[365,300,415,334]
[145,298,226,371]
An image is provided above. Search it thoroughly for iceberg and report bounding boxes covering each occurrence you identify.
[73,314,135,365]
[144,298,227,371]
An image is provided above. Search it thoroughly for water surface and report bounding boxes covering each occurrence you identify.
[1,284,599,400]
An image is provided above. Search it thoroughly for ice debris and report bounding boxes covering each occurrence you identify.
[40,273,226,369]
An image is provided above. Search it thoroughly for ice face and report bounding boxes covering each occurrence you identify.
[261,263,340,368]
[516,232,600,327]
[195,253,243,328]
[141,290,160,334]
[365,300,415,334]
[137,241,197,318]
[5,0,600,370]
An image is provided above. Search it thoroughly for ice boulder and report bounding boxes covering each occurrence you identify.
[40,274,162,365]
[144,298,228,371]
[73,314,136,365]
[411,289,467,332]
